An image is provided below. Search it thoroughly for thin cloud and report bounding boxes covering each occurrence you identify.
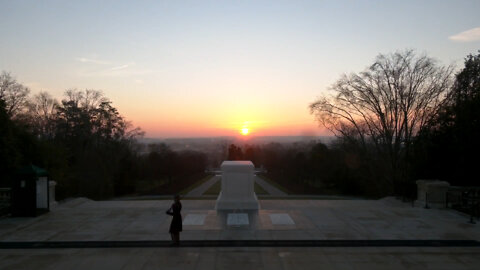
[110,64,130,71]
[110,63,135,71]
[79,67,157,77]
[449,27,480,42]
[75,57,110,65]
[76,59,148,77]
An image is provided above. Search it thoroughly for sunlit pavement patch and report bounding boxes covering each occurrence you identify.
[183,214,207,225]
[270,213,295,225]
[227,213,249,226]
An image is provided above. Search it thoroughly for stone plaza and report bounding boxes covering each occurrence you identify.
[1,164,479,269]
[1,196,480,269]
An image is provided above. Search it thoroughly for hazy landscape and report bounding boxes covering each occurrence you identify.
[0,1,479,269]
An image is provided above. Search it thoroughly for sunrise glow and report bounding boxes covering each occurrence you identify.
[1,1,475,138]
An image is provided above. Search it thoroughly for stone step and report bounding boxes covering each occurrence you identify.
[1,239,479,249]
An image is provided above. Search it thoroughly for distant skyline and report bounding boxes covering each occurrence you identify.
[1,0,479,138]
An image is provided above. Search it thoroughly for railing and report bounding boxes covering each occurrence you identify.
[446,186,480,224]
[0,188,11,217]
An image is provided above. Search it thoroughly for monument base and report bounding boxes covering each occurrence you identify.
[215,191,260,210]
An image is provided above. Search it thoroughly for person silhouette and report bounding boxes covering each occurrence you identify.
[166,194,182,246]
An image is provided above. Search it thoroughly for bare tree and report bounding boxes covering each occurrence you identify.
[26,91,59,137]
[63,88,107,110]
[0,71,30,117]
[310,50,454,191]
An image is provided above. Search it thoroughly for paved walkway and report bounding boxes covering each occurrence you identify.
[254,176,287,196]
[185,175,220,197]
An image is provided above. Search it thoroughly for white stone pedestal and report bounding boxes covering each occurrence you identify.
[415,179,450,208]
[215,161,259,210]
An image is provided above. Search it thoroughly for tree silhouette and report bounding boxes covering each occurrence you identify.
[0,72,30,117]
[227,144,243,160]
[310,50,454,194]
[415,51,480,186]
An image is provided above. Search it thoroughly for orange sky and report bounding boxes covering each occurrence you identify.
[2,1,478,138]
[132,106,324,138]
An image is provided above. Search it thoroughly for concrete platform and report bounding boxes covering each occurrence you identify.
[1,197,479,269]
[1,197,479,242]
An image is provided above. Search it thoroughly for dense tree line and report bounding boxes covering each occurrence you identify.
[0,76,207,199]
[227,141,386,196]
[413,51,480,187]
[135,143,207,195]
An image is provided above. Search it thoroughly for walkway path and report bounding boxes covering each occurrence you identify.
[185,175,220,197]
[254,176,287,196]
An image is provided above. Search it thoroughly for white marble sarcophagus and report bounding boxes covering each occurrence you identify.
[215,161,259,210]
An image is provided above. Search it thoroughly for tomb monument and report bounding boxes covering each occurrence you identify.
[215,160,259,210]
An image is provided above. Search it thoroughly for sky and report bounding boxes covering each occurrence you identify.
[1,0,479,138]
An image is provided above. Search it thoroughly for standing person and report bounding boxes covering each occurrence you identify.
[166,194,182,246]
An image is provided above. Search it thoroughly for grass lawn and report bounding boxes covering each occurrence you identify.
[256,174,291,194]
[135,179,168,194]
[179,174,214,195]
[254,182,268,195]
[203,180,221,195]
[203,180,269,195]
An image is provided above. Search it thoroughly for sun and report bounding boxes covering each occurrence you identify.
[241,128,249,136]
